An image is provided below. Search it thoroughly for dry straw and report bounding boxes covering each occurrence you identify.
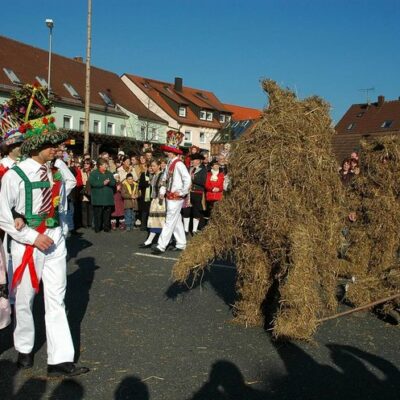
[173,80,347,340]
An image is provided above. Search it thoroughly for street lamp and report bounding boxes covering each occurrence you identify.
[45,18,54,97]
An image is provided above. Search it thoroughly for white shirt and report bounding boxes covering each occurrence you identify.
[0,156,17,169]
[159,156,191,197]
[0,158,76,245]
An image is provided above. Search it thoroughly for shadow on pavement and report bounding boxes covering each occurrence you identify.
[188,342,400,400]
[165,265,238,309]
[114,376,149,399]
[65,256,99,362]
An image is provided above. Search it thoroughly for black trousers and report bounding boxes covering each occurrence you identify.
[93,205,112,232]
[182,192,204,219]
[81,201,93,228]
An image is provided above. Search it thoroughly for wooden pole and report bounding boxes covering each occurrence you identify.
[318,293,400,323]
[83,0,92,155]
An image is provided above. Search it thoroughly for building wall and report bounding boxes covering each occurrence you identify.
[180,125,216,151]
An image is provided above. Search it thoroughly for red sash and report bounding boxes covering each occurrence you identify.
[11,178,62,293]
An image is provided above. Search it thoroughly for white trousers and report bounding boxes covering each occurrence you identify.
[11,227,74,365]
[157,199,186,251]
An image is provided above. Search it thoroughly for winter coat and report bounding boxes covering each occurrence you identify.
[205,171,224,202]
[121,181,139,210]
[89,169,116,206]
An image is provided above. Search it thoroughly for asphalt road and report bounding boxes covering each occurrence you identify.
[0,228,399,399]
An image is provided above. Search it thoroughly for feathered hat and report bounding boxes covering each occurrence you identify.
[160,130,184,155]
[0,83,67,155]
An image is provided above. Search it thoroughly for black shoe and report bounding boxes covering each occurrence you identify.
[47,362,89,378]
[151,247,164,255]
[169,247,184,252]
[17,352,34,369]
[139,243,152,248]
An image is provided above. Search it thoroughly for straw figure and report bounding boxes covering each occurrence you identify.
[340,137,400,313]
[172,80,347,340]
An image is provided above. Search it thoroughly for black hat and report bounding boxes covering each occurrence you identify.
[190,153,205,161]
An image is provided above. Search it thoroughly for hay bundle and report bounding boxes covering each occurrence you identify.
[343,137,400,308]
[173,80,346,339]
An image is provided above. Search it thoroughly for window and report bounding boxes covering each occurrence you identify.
[346,123,355,130]
[64,83,81,99]
[219,114,226,123]
[199,110,207,120]
[226,115,232,123]
[79,118,85,131]
[3,68,21,85]
[381,120,393,129]
[93,120,100,133]
[206,111,213,121]
[35,76,48,87]
[63,115,72,130]
[178,106,187,117]
[120,124,127,136]
[151,127,158,141]
[184,130,192,142]
[107,122,115,135]
[99,92,114,107]
[141,125,146,140]
[199,132,206,144]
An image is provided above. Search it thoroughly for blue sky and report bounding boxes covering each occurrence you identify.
[2,0,399,122]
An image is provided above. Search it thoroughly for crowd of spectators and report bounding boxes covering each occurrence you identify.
[59,144,230,245]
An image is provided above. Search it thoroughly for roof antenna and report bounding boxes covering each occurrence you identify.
[359,87,375,105]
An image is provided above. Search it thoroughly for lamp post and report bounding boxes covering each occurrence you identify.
[45,18,54,97]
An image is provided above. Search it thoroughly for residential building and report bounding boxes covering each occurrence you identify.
[121,75,232,151]
[210,103,262,156]
[333,95,400,161]
[0,36,167,155]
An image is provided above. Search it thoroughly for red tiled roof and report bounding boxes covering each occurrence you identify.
[333,97,400,161]
[0,36,166,124]
[124,74,229,129]
[223,103,262,121]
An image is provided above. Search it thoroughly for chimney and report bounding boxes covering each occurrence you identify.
[174,77,183,92]
[73,56,83,63]
[377,95,385,106]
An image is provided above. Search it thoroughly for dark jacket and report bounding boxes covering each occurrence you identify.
[190,166,207,193]
[89,169,116,206]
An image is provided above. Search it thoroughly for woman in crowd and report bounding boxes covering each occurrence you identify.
[205,160,224,213]
[138,161,152,230]
[339,159,355,186]
[89,158,116,233]
[118,156,137,182]
[81,159,93,228]
[111,174,125,230]
[140,160,166,247]
[182,153,207,235]
[350,158,360,175]
[121,173,139,232]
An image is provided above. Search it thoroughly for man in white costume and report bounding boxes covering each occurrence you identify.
[0,84,89,377]
[152,131,191,254]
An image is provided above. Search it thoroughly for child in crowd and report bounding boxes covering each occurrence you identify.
[121,173,139,232]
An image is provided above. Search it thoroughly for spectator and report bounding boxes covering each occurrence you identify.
[89,158,116,233]
[140,160,166,247]
[340,159,355,186]
[121,173,139,232]
[81,159,93,228]
[182,153,207,235]
[138,154,147,174]
[201,151,211,172]
[117,156,138,182]
[144,149,153,162]
[185,145,200,168]
[138,162,152,230]
[350,151,359,161]
[131,156,141,180]
[111,175,125,231]
[350,158,360,175]
[160,158,167,173]
[205,159,224,204]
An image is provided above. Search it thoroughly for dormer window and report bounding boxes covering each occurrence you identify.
[219,114,226,123]
[35,76,48,87]
[178,106,187,117]
[381,120,393,129]
[226,115,232,123]
[99,91,114,107]
[3,68,21,85]
[206,111,213,121]
[64,83,81,99]
[200,110,207,120]
[347,123,356,130]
